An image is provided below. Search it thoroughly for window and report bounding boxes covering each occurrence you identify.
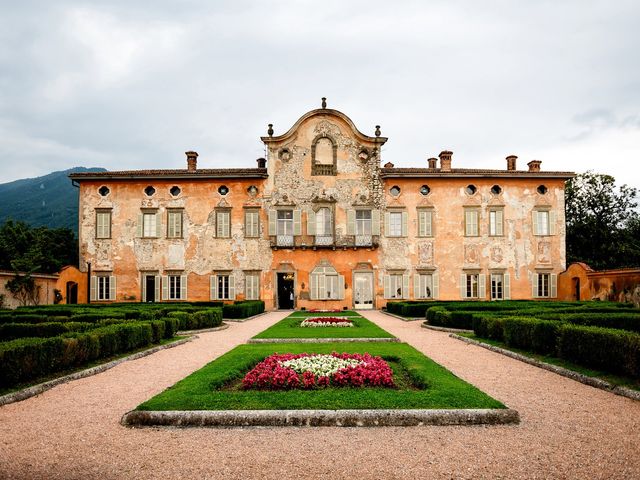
[309,265,344,300]
[491,185,502,195]
[268,209,301,246]
[384,273,408,299]
[313,207,333,245]
[533,272,557,298]
[311,135,336,175]
[465,185,477,195]
[162,274,187,300]
[142,212,158,237]
[420,185,431,196]
[417,209,433,237]
[461,273,485,299]
[96,210,111,239]
[144,186,156,196]
[170,186,181,197]
[218,185,229,196]
[90,275,115,301]
[356,210,372,236]
[277,210,293,236]
[210,273,236,300]
[533,209,555,236]
[464,209,479,236]
[346,209,379,246]
[387,211,406,237]
[245,210,260,238]
[389,186,401,197]
[489,209,504,236]
[167,210,183,238]
[98,186,110,196]
[414,273,438,299]
[537,185,548,195]
[491,273,510,300]
[216,210,230,237]
[245,272,260,300]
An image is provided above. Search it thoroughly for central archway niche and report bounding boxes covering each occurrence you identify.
[311,134,337,175]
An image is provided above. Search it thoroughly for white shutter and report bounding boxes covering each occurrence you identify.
[384,212,390,236]
[210,275,216,300]
[550,273,557,298]
[383,274,391,299]
[338,274,345,299]
[549,211,557,235]
[433,273,439,299]
[414,274,421,299]
[162,276,168,300]
[346,210,356,235]
[472,211,479,236]
[229,274,236,300]
[155,213,162,238]
[90,276,97,301]
[307,209,316,236]
[142,275,147,302]
[109,276,116,301]
[310,274,317,300]
[371,210,381,236]
[154,276,160,302]
[478,274,486,299]
[293,209,301,236]
[402,274,410,299]
[532,211,539,236]
[401,211,408,237]
[137,214,143,237]
[532,273,538,298]
[504,273,511,300]
[418,211,426,237]
[465,211,471,236]
[180,275,187,300]
[460,274,467,299]
[268,210,276,235]
[496,210,504,236]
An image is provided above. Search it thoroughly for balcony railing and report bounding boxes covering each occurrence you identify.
[314,234,334,246]
[355,234,373,247]
[276,235,294,247]
[311,164,336,176]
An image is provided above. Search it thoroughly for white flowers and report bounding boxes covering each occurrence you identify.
[279,354,364,376]
[300,317,354,328]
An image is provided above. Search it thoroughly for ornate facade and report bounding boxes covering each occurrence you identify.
[70,100,574,309]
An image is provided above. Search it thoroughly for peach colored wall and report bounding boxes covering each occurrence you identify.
[56,266,88,304]
[0,271,58,308]
[558,262,640,302]
[557,262,592,301]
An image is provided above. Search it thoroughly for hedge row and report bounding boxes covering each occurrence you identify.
[0,322,92,341]
[538,312,640,334]
[166,308,223,330]
[426,307,475,329]
[386,301,446,318]
[222,301,265,319]
[472,315,640,378]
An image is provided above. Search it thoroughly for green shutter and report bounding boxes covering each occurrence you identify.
[293,209,301,236]
[371,210,380,236]
[401,212,408,237]
[460,274,467,299]
[338,274,345,299]
[384,212,390,236]
[137,214,143,237]
[155,213,162,238]
[109,276,116,301]
[268,210,276,235]
[383,274,390,299]
[532,273,538,298]
[162,276,168,301]
[402,274,410,299]
[346,210,355,235]
[418,211,426,237]
[478,274,486,299]
[504,273,511,300]
[90,276,97,301]
[310,274,317,300]
[229,274,236,300]
[532,211,539,236]
[307,209,316,236]
[180,275,187,300]
[414,273,421,299]
[210,275,216,300]
[154,275,160,302]
[432,273,439,299]
[550,273,557,298]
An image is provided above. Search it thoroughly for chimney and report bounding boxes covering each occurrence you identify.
[439,150,452,172]
[527,160,542,172]
[428,157,438,169]
[506,155,517,171]
[383,161,394,168]
[185,151,198,171]
[256,157,267,168]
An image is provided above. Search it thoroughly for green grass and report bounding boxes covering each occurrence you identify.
[252,313,395,339]
[459,333,640,392]
[0,336,187,397]
[136,342,505,411]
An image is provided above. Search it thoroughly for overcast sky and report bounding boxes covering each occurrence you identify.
[1,0,639,189]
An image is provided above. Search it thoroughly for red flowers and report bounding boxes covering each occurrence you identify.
[241,352,395,390]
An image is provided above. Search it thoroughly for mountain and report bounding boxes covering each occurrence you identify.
[0,167,106,233]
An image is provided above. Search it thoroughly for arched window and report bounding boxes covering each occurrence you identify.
[309,264,344,300]
[311,135,337,175]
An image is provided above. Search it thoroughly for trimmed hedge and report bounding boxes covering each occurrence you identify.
[472,316,506,341]
[557,324,640,378]
[426,307,474,329]
[167,308,223,330]
[502,317,559,354]
[0,322,92,341]
[222,301,265,319]
[538,313,640,333]
[387,301,441,317]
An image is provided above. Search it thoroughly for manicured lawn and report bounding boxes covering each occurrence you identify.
[136,342,505,411]
[252,313,395,339]
[459,333,640,392]
[288,311,360,316]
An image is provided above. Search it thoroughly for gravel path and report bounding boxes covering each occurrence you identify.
[2,310,639,480]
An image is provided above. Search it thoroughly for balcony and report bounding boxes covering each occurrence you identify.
[355,234,373,247]
[311,164,336,176]
[276,235,294,247]
[314,234,334,246]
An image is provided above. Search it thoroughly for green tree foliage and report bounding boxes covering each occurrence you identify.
[565,172,640,269]
[0,220,78,274]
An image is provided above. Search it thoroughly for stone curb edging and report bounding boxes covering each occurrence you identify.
[450,334,640,402]
[177,323,229,335]
[223,311,270,323]
[247,337,400,344]
[422,323,474,334]
[0,336,196,408]
[121,407,520,428]
[379,311,424,322]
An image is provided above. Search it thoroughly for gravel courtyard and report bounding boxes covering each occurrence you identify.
[1,310,639,480]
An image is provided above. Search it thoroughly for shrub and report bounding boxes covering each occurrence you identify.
[160,317,179,338]
[70,313,125,323]
[539,313,640,333]
[0,314,49,324]
[0,322,71,341]
[0,337,66,387]
[502,317,559,354]
[426,307,474,329]
[557,324,640,379]
[472,316,506,341]
[223,301,265,319]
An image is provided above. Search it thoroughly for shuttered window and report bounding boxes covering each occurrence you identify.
[91,275,116,301]
[533,210,555,236]
[309,265,344,300]
[245,210,260,238]
[167,210,183,238]
[414,273,438,299]
[464,210,479,236]
[142,212,157,237]
[491,273,510,300]
[417,209,433,237]
[210,274,236,300]
[245,272,260,300]
[488,209,504,236]
[216,211,230,238]
[96,210,111,239]
[532,272,557,298]
[383,273,409,299]
[461,273,486,299]
[387,212,403,237]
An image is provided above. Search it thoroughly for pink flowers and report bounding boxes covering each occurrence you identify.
[241,352,395,390]
[300,317,354,328]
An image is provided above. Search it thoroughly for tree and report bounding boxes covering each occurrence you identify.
[5,272,40,307]
[565,172,640,270]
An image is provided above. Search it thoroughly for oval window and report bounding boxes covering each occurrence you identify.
[420,185,430,196]
[537,185,548,194]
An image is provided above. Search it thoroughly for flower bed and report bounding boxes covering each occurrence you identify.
[300,317,354,328]
[241,352,394,390]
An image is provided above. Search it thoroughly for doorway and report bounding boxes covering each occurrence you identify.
[277,272,295,309]
[574,278,580,301]
[353,272,374,310]
[66,281,78,304]
[144,275,157,302]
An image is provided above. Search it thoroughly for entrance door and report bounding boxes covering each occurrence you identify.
[574,278,581,301]
[144,275,156,302]
[277,273,295,309]
[66,282,78,304]
[353,272,373,309]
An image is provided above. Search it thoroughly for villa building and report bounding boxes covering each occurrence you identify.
[69,99,574,310]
